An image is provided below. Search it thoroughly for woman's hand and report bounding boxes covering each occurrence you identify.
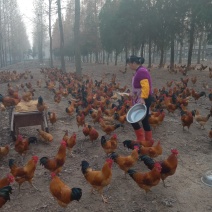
[140,98,145,104]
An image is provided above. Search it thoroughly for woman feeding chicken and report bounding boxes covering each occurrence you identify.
[126,55,153,146]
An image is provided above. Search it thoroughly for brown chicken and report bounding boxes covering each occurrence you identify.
[65,101,75,116]
[191,76,197,85]
[101,134,118,155]
[0,94,21,107]
[76,113,85,128]
[166,80,173,87]
[88,125,99,143]
[140,149,178,187]
[48,112,57,125]
[90,108,102,124]
[181,110,193,131]
[40,141,67,174]
[0,186,13,209]
[66,132,77,156]
[54,93,61,104]
[37,96,47,112]
[123,140,162,158]
[0,175,14,189]
[209,128,212,141]
[0,145,9,158]
[9,156,39,191]
[82,124,90,140]
[127,163,162,193]
[114,112,126,124]
[37,129,53,142]
[191,110,210,129]
[191,89,206,101]
[22,89,35,102]
[99,118,123,135]
[81,159,113,203]
[148,110,165,130]
[50,173,82,209]
[14,135,37,162]
[110,146,139,176]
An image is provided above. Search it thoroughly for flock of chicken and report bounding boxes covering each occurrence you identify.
[0,65,211,210]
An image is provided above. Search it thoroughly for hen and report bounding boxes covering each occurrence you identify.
[9,156,39,191]
[140,149,178,187]
[99,118,123,135]
[180,110,193,131]
[15,135,37,162]
[191,110,210,129]
[37,96,47,112]
[48,112,57,125]
[66,132,77,157]
[123,140,162,158]
[40,141,67,174]
[110,146,139,176]
[127,163,162,193]
[50,173,82,209]
[37,129,53,142]
[81,159,113,203]
[101,134,118,156]
[0,175,14,189]
[0,145,10,159]
[0,94,20,107]
[0,186,12,208]
[88,125,99,143]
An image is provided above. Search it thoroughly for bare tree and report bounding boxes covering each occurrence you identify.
[48,0,53,67]
[74,0,81,74]
[57,0,66,72]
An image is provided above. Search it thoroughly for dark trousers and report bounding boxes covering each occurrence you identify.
[131,95,152,131]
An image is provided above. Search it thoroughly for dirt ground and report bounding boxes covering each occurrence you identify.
[0,60,212,212]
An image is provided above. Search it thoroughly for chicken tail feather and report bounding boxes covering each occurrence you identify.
[71,188,82,201]
[139,155,155,170]
[81,160,90,174]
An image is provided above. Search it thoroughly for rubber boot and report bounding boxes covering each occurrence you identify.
[134,128,145,141]
[145,131,154,146]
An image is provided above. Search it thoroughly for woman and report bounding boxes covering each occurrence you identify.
[126,55,153,146]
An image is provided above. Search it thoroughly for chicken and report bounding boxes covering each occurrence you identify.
[0,145,9,159]
[37,96,47,112]
[37,129,53,142]
[76,113,85,128]
[209,128,212,141]
[88,125,99,143]
[148,110,165,130]
[127,162,162,194]
[180,110,193,131]
[101,134,118,155]
[0,94,21,107]
[99,118,123,135]
[0,103,6,111]
[82,124,90,140]
[140,149,178,187]
[9,156,39,191]
[22,89,35,102]
[104,107,117,117]
[0,175,14,189]
[166,80,173,87]
[48,112,57,125]
[14,135,37,162]
[114,112,126,124]
[65,101,75,116]
[123,140,162,158]
[110,146,139,176]
[81,159,113,203]
[191,89,206,101]
[89,108,102,124]
[191,110,210,129]
[191,76,197,85]
[50,172,82,209]
[40,141,67,174]
[66,132,77,157]
[0,186,12,208]
[54,93,61,104]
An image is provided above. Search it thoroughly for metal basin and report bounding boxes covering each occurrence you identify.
[126,104,147,124]
[201,170,212,187]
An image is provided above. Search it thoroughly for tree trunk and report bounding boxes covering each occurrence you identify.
[187,21,195,67]
[148,38,152,68]
[179,40,183,64]
[74,0,81,74]
[159,45,164,68]
[170,36,175,69]
[49,0,53,67]
[57,0,66,72]
[103,50,105,64]
[115,50,118,66]
[152,44,156,63]
[140,42,144,57]
[107,53,110,65]
[125,45,128,65]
